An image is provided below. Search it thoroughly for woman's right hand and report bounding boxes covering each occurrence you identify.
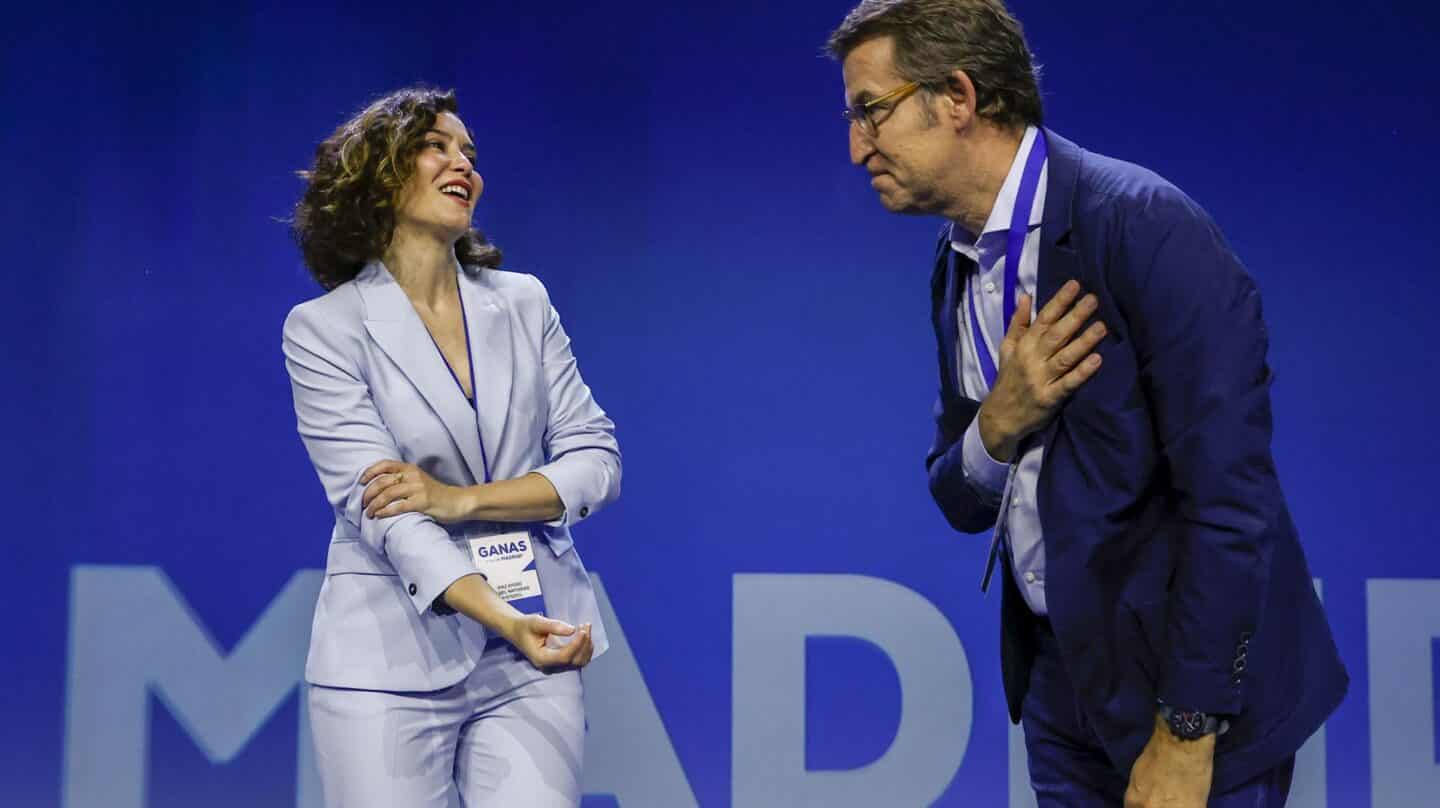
[501,613,595,670]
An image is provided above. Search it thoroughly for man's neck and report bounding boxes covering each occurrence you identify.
[943,124,1027,236]
[383,225,460,311]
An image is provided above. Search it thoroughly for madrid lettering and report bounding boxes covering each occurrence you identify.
[61,568,1432,807]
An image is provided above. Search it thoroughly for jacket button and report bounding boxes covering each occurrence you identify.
[579,506,590,518]
[408,583,417,595]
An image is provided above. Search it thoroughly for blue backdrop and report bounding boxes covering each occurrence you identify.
[6,1,1439,806]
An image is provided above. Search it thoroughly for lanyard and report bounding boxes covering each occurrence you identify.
[429,287,494,484]
[966,131,1048,391]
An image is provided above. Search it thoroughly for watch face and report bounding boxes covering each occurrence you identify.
[1171,710,1208,739]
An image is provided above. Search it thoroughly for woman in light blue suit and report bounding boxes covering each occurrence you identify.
[283,87,620,808]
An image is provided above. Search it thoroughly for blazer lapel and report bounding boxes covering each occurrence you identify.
[357,262,489,485]
[459,271,513,480]
[930,227,961,403]
[1037,128,1083,304]
[1034,130,1086,561]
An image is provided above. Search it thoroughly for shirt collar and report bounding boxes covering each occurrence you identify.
[949,125,1043,260]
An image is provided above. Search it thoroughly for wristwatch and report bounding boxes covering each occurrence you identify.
[1158,703,1229,741]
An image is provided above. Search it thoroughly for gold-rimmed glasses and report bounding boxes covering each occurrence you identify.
[843,80,921,137]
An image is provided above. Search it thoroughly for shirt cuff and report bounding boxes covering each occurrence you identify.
[531,449,617,528]
[962,419,1011,496]
[379,515,479,615]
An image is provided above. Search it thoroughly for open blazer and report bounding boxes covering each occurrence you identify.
[283,261,620,692]
[926,130,1346,791]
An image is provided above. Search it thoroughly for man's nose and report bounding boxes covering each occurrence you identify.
[849,123,874,166]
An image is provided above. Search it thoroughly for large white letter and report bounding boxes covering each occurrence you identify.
[63,566,322,808]
[732,574,971,807]
[582,575,698,806]
[1368,578,1440,805]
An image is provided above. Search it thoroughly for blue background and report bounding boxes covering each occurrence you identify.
[5,1,1438,805]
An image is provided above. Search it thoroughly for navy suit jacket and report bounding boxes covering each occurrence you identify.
[926,130,1347,790]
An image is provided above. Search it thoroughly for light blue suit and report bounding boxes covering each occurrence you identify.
[283,260,620,806]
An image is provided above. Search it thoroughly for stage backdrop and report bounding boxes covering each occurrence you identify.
[5,1,1438,806]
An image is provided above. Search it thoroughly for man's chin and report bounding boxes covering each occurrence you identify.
[876,191,927,216]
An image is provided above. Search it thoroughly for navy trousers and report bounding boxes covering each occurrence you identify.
[1021,616,1294,807]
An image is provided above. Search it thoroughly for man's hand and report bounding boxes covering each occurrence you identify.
[1125,713,1215,808]
[978,280,1107,462]
[361,460,475,523]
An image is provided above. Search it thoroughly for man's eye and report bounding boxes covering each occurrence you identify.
[869,103,896,120]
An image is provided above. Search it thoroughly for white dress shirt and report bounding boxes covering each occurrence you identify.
[952,125,1050,615]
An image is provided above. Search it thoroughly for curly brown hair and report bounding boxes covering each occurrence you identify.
[292,87,502,290]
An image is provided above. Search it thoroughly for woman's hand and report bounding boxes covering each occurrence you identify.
[361,460,474,523]
[440,575,595,669]
[501,614,595,670]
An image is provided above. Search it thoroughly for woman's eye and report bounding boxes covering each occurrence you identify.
[425,140,445,150]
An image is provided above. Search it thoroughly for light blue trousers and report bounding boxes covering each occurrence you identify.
[307,641,585,808]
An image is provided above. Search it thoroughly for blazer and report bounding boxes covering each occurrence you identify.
[926,130,1347,791]
[283,261,620,692]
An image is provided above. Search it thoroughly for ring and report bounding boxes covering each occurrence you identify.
[395,472,404,484]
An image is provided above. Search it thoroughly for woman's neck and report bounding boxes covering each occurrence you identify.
[382,225,459,310]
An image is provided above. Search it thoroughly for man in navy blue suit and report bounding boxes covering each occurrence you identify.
[828,2,1347,805]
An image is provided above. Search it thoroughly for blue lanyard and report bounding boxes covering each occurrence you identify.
[429,287,493,484]
[966,131,1048,391]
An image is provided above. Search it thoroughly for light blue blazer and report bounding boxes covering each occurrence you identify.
[283,261,620,692]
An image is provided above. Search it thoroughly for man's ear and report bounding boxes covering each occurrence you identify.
[941,69,979,131]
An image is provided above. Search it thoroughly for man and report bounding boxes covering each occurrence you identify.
[826,2,1347,805]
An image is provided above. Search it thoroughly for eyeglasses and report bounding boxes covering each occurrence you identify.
[843,80,921,137]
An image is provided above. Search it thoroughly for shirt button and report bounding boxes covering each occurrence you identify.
[1023,571,1037,584]
[579,506,590,518]
[984,281,997,294]
[408,583,418,595]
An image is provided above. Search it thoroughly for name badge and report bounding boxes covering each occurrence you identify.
[467,531,545,615]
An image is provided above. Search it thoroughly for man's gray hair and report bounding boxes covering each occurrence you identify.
[826,0,1043,129]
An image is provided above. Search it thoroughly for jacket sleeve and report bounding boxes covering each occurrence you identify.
[1116,187,1281,716]
[282,303,475,614]
[526,277,622,527]
[926,393,1005,534]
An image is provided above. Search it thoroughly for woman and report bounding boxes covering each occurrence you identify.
[283,86,620,807]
